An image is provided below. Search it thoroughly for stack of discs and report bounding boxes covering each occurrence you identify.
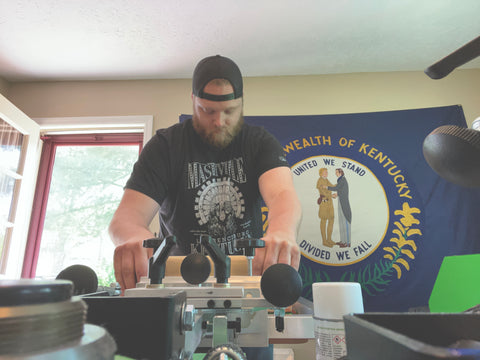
[0,279,85,356]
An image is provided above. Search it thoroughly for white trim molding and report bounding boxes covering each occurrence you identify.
[33,115,154,144]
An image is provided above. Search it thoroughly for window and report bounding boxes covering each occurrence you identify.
[0,119,25,269]
[22,133,143,285]
[0,94,40,278]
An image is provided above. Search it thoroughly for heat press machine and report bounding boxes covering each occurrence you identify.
[83,235,314,359]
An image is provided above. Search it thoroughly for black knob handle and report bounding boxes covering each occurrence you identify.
[235,238,265,257]
[275,315,285,332]
[260,263,302,308]
[227,317,242,333]
[143,238,164,252]
[181,253,211,285]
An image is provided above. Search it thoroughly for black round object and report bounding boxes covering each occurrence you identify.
[181,253,211,285]
[0,279,73,306]
[423,125,480,188]
[56,264,98,295]
[260,263,303,308]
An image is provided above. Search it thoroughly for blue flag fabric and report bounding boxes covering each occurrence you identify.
[180,105,480,312]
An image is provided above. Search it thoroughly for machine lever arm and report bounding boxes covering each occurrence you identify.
[200,235,231,284]
[143,235,177,285]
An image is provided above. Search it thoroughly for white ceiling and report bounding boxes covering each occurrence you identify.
[0,0,479,82]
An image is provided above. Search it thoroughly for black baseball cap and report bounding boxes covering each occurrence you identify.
[192,55,243,101]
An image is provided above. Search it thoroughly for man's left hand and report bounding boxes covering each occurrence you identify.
[252,232,300,275]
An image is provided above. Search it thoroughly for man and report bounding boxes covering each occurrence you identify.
[328,168,352,247]
[316,168,336,247]
[110,55,302,292]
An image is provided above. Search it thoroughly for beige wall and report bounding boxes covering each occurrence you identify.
[0,76,10,96]
[5,68,480,130]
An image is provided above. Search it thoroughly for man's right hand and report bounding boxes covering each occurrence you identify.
[113,239,151,291]
[109,189,160,292]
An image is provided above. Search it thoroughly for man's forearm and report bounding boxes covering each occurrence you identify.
[265,189,302,241]
[109,215,155,247]
[109,189,160,246]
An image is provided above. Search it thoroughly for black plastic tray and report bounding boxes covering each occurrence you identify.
[344,312,480,359]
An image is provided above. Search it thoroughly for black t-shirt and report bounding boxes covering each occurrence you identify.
[126,118,289,254]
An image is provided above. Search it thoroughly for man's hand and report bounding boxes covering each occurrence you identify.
[256,167,302,275]
[113,239,151,291]
[252,232,300,275]
[109,189,160,292]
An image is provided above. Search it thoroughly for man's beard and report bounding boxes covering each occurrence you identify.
[192,113,244,149]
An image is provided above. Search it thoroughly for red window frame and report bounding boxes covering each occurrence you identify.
[22,133,143,278]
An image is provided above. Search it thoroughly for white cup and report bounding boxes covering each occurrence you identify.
[312,282,364,360]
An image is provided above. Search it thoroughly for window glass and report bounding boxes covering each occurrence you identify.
[0,174,16,225]
[0,118,24,265]
[0,119,24,172]
[35,143,139,285]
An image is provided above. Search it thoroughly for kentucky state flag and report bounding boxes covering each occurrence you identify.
[182,105,480,312]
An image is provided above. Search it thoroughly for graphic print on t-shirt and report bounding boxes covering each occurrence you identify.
[188,158,249,254]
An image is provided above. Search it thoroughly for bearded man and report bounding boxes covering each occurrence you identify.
[110,55,302,292]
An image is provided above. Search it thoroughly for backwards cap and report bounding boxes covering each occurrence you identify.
[192,55,243,101]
